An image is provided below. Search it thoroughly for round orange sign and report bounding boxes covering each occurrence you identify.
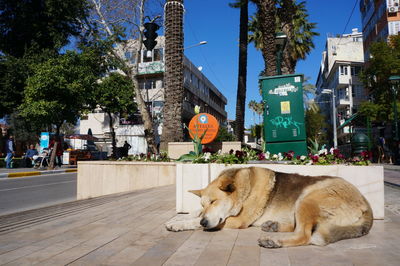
[188,113,219,144]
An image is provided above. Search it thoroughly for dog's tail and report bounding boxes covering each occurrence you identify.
[328,206,373,244]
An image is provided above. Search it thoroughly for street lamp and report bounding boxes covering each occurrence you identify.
[322,88,338,148]
[184,41,207,50]
[275,32,287,75]
[389,75,400,164]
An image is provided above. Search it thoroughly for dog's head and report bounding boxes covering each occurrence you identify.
[189,168,252,230]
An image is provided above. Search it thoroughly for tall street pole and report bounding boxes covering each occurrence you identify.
[332,89,338,148]
[390,76,400,164]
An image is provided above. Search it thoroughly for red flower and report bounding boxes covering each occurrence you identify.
[310,155,319,163]
[258,153,266,160]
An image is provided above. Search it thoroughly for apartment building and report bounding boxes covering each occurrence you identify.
[80,36,227,155]
[315,29,368,145]
[360,0,400,60]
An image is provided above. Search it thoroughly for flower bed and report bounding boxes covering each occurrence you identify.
[190,148,372,166]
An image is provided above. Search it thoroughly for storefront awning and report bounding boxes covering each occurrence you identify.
[337,113,359,130]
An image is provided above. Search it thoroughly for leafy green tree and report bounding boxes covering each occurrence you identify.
[215,127,235,142]
[305,103,328,146]
[19,49,103,167]
[249,0,318,75]
[361,35,400,119]
[0,0,88,57]
[0,56,27,117]
[0,0,90,117]
[93,73,137,158]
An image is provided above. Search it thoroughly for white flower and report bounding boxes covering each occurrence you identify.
[329,147,334,154]
[217,149,222,155]
[318,149,328,155]
[194,105,200,114]
[272,154,278,159]
[278,153,283,161]
[204,152,211,161]
[265,151,270,160]
[300,155,306,161]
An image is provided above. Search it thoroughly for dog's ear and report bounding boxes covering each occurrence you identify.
[219,179,235,193]
[189,189,202,197]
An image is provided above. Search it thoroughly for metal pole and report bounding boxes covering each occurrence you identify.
[393,85,399,142]
[276,47,282,75]
[332,89,338,148]
[393,84,399,164]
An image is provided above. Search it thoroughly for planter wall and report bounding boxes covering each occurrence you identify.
[176,164,384,219]
[77,161,176,200]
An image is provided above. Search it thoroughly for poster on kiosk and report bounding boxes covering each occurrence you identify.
[40,132,50,153]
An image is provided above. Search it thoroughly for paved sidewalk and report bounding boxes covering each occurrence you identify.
[379,164,400,187]
[0,184,399,265]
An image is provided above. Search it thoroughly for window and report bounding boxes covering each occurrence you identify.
[143,50,152,62]
[351,66,361,76]
[153,48,163,61]
[139,79,156,90]
[340,65,348,75]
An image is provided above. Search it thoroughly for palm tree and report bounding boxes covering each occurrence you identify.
[162,0,185,149]
[249,1,318,74]
[252,0,277,76]
[248,100,264,123]
[230,0,249,142]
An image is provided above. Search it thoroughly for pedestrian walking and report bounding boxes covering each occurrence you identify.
[5,135,15,168]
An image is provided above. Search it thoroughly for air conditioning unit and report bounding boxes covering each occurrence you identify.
[388,6,399,13]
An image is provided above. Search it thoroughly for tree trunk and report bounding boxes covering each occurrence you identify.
[107,111,117,159]
[161,0,185,150]
[235,0,248,142]
[48,124,60,169]
[126,0,157,155]
[254,0,277,76]
[161,0,184,150]
[280,0,296,74]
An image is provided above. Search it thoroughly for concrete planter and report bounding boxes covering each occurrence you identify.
[176,164,384,219]
[77,161,176,200]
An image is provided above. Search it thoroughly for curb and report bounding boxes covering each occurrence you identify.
[0,169,77,179]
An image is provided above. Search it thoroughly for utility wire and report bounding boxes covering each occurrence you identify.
[337,0,360,46]
[185,14,226,93]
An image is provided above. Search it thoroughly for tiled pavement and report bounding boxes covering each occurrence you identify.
[0,183,400,265]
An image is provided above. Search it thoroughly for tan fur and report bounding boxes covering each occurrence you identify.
[166,167,373,248]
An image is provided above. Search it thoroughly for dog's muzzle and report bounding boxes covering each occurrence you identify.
[200,218,208,228]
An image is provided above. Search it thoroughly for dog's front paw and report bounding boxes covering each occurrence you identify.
[165,220,186,232]
[258,236,282,248]
[261,220,279,232]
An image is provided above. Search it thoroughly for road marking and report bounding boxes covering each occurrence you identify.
[0,180,76,192]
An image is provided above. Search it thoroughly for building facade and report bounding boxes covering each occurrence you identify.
[360,0,400,60]
[315,29,368,145]
[80,36,227,155]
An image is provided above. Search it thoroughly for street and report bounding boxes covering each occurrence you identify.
[0,172,77,216]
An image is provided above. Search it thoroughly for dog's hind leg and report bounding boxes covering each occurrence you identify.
[261,220,294,232]
[259,198,319,248]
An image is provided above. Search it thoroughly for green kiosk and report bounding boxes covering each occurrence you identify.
[260,74,307,156]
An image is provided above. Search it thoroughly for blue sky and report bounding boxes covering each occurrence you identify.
[182,0,361,127]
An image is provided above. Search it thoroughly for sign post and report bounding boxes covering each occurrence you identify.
[188,113,219,145]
